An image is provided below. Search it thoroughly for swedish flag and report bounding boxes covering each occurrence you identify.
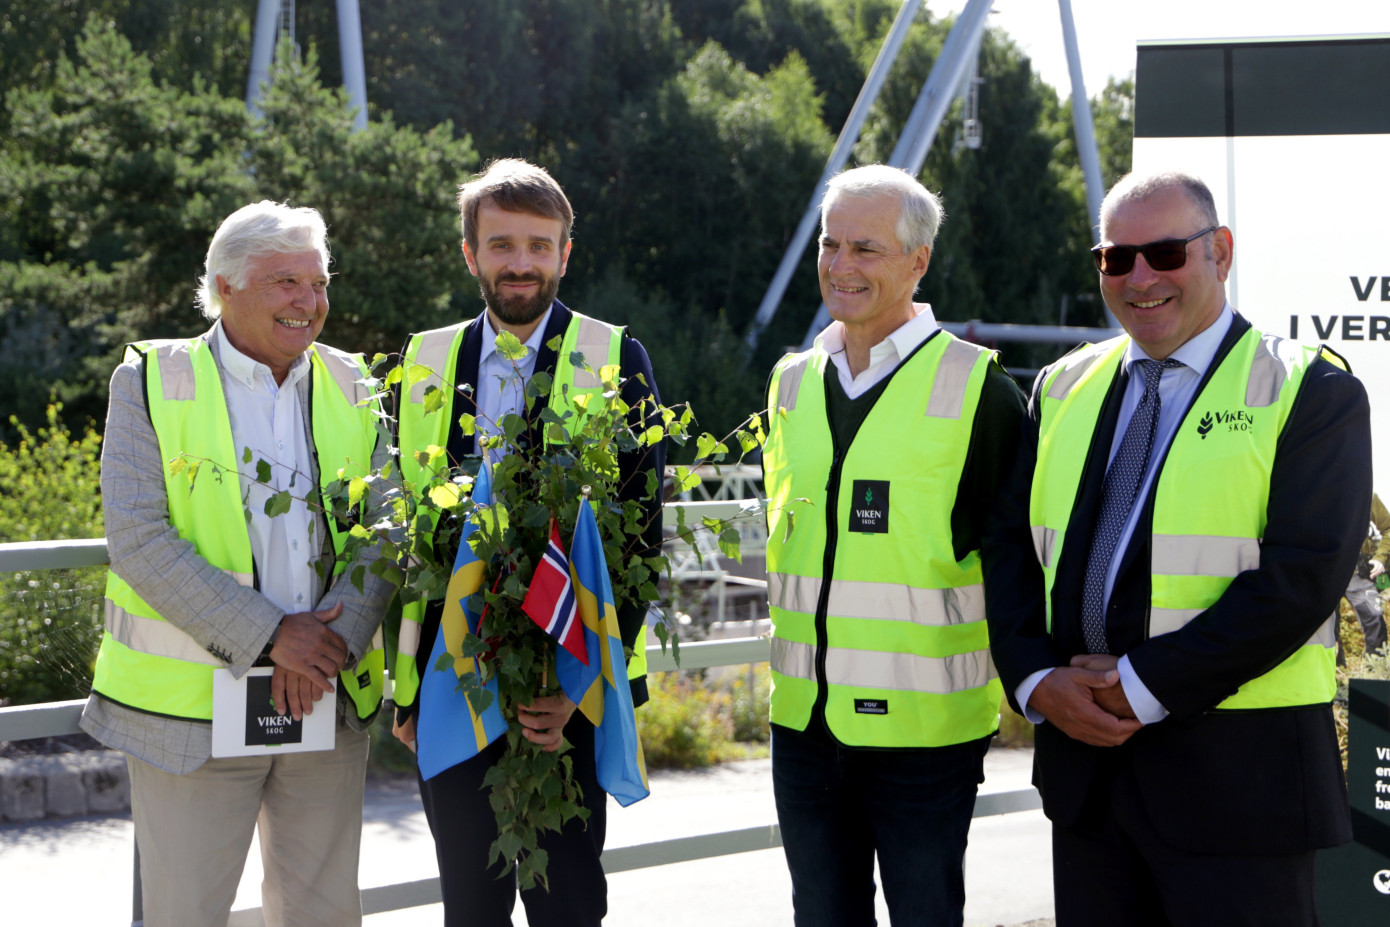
[417,464,508,780]
[556,498,650,806]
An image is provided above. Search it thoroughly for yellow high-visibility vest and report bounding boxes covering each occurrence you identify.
[392,312,625,710]
[1029,327,1339,709]
[763,331,1003,747]
[93,337,386,721]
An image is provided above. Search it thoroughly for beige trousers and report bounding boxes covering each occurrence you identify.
[126,724,370,927]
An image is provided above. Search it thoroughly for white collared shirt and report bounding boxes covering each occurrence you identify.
[213,322,317,616]
[820,303,940,398]
[475,307,553,446]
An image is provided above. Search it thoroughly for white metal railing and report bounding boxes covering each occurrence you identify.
[0,509,1042,925]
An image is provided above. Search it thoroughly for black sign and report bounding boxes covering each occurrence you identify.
[854,698,888,715]
[1316,679,1390,924]
[848,480,890,534]
[244,674,303,747]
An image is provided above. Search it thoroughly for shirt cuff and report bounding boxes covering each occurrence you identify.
[1117,655,1169,724]
[1015,668,1054,724]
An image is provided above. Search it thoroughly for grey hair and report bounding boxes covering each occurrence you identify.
[196,201,330,320]
[1100,171,1221,254]
[821,164,945,250]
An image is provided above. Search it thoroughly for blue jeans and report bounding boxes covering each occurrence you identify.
[772,723,990,927]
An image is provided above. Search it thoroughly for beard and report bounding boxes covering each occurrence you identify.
[478,270,561,327]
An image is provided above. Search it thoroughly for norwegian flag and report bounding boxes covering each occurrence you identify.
[522,520,589,665]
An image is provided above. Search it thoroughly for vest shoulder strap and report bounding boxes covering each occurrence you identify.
[406,322,470,404]
[1043,335,1127,403]
[924,334,994,420]
[310,343,371,407]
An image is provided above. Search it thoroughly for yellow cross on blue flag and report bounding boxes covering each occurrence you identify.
[556,498,650,806]
[417,463,508,780]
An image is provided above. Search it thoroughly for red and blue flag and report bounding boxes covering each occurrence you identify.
[521,520,588,664]
[556,500,650,806]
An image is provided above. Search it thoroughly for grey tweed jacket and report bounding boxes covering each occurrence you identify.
[80,326,395,774]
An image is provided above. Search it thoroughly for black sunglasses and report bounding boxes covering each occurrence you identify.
[1090,226,1218,276]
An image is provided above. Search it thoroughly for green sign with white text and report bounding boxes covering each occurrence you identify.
[1316,679,1390,924]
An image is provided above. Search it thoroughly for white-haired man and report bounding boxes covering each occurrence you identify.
[82,201,393,927]
[762,164,1025,926]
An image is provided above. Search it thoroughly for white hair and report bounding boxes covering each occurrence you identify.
[196,201,330,319]
[822,164,945,250]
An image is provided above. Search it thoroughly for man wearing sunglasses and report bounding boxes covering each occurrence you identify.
[983,171,1368,925]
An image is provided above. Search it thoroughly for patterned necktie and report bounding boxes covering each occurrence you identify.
[1080,357,1184,654]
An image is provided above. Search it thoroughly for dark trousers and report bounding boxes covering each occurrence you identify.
[1052,760,1319,927]
[1343,574,1388,658]
[771,722,989,927]
[417,713,607,927]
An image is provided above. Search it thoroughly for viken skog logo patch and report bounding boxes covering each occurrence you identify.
[848,480,890,533]
[1195,409,1254,439]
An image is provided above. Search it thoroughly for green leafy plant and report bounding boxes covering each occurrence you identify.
[0,405,104,705]
[637,671,736,769]
[318,332,771,889]
[170,330,771,886]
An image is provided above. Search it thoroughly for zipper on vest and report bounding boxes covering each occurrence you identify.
[806,335,940,736]
[811,442,845,726]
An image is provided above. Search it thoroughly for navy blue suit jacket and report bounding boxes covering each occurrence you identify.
[982,313,1367,855]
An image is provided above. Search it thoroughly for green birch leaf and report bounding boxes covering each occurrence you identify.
[264,491,292,517]
[422,384,445,415]
[495,330,527,361]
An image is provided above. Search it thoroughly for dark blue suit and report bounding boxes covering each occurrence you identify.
[983,313,1366,925]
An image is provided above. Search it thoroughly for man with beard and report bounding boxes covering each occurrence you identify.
[390,158,664,927]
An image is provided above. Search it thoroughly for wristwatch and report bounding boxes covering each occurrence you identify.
[253,620,283,667]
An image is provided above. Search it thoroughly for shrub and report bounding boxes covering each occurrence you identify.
[637,671,736,769]
[722,663,770,744]
[0,405,104,705]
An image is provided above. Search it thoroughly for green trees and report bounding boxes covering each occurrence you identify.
[1,2,1123,439]
[0,20,476,434]
[0,19,254,430]
[244,49,478,358]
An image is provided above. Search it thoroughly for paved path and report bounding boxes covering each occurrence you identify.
[0,746,1053,926]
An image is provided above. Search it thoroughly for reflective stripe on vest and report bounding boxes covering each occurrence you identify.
[763,331,1003,748]
[392,311,625,710]
[768,573,986,627]
[1030,327,1337,710]
[92,338,385,722]
[771,637,996,694]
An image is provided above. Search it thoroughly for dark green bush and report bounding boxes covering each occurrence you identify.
[0,405,104,705]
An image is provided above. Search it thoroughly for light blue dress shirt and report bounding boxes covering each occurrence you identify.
[474,306,553,450]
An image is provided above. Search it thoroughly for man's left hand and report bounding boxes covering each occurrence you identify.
[1370,559,1385,579]
[1069,654,1138,720]
[270,664,331,721]
[518,693,577,752]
